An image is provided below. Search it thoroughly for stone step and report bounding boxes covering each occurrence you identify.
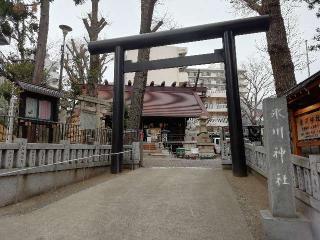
[143,143,157,151]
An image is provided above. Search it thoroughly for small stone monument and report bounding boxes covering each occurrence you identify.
[260,97,313,240]
[183,118,198,151]
[196,115,215,159]
[78,95,110,129]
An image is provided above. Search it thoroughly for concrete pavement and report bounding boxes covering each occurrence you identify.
[0,168,254,240]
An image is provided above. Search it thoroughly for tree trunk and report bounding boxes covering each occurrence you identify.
[262,0,296,96]
[127,0,157,129]
[32,0,50,84]
[87,0,100,96]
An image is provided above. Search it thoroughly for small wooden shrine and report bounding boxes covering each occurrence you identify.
[286,71,320,156]
[15,81,63,142]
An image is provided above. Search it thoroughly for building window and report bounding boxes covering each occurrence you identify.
[25,97,52,120]
[25,97,37,118]
[39,100,52,120]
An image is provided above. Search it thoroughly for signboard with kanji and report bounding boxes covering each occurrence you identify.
[296,109,320,141]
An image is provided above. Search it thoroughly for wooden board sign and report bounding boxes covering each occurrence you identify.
[297,109,320,141]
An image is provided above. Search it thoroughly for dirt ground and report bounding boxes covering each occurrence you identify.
[223,169,269,240]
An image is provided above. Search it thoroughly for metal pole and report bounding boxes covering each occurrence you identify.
[111,46,124,174]
[222,31,247,177]
[305,40,311,77]
[58,34,66,91]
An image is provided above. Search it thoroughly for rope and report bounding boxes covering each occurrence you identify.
[0,149,133,177]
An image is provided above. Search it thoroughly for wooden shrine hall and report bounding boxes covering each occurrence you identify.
[81,84,208,142]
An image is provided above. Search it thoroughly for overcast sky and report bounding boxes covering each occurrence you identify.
[34,0,320,82]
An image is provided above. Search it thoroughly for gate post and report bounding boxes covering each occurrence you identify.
[111,46,125,174]
[223,31,247,177]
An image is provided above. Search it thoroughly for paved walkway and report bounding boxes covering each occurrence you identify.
[0,168,254,240]
[142,156,222,168]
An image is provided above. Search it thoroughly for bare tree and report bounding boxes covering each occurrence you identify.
[254,2,309,71]
[75,0,108,96]
[64,39,112,85]
[229,0,296,96]
[63,38,112,119]
[303,0,320,50]
[127,0,164,129]
[240,57,274,125]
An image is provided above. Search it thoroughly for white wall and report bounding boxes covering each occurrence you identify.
[125,46,189,86]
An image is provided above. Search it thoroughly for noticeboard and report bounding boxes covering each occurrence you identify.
[297,109,320,141]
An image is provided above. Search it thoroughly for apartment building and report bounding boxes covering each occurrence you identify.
[125,46,189,86]
[185,63,248,134]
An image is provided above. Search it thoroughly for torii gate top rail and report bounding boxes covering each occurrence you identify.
[88,15,270,54]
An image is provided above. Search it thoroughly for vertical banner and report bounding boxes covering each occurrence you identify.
[263,97,296,218]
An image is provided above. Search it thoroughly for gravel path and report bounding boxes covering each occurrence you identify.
[0,168,254,240]
[223,170,269,240]
[143,156,222,168]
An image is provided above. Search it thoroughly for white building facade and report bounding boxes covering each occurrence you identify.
[185,63,248,134]
[125,46,189,86]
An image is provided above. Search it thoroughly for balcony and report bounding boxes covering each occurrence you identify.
[206,89,226,98]
[207,117,229,127]
[206,103,228,112]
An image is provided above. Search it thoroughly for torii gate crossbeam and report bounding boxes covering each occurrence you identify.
[88,15,270,177]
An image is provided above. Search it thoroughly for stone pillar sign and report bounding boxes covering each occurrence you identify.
[261,97,313,240]
[263,97,296,217]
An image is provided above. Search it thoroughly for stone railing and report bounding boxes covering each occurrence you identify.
[291,154,320,211]
[0,139,135,175]
[245,143,268,177]
[0,138,141,207]
[244,143,320,212]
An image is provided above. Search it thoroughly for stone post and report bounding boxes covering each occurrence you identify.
[132,142,142,167]
[260,97,313,240]
[310,155,320,200]
[6,93,17,143]
[3,149,14,169]
[15,138,27,168]
[263,97,296,217]
[94,143,100,162]
[61,140,70,164]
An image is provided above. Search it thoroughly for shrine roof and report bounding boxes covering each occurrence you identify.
[16,81,63,98]
[94,85,208,118]
[285,70,320,109]
[141,88,207,117]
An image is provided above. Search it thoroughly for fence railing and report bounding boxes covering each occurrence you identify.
[244,143,320,212]
[0,138,142,207]
[0,139,136,173]
[0,115,140,145]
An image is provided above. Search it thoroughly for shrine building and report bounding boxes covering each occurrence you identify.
[286,70,320,157]
[78,84,208,142]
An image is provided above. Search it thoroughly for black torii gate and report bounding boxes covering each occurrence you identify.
[88,15,270,177]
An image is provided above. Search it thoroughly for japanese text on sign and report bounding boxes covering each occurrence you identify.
[271,107,290,186]
[296,109,320,141]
